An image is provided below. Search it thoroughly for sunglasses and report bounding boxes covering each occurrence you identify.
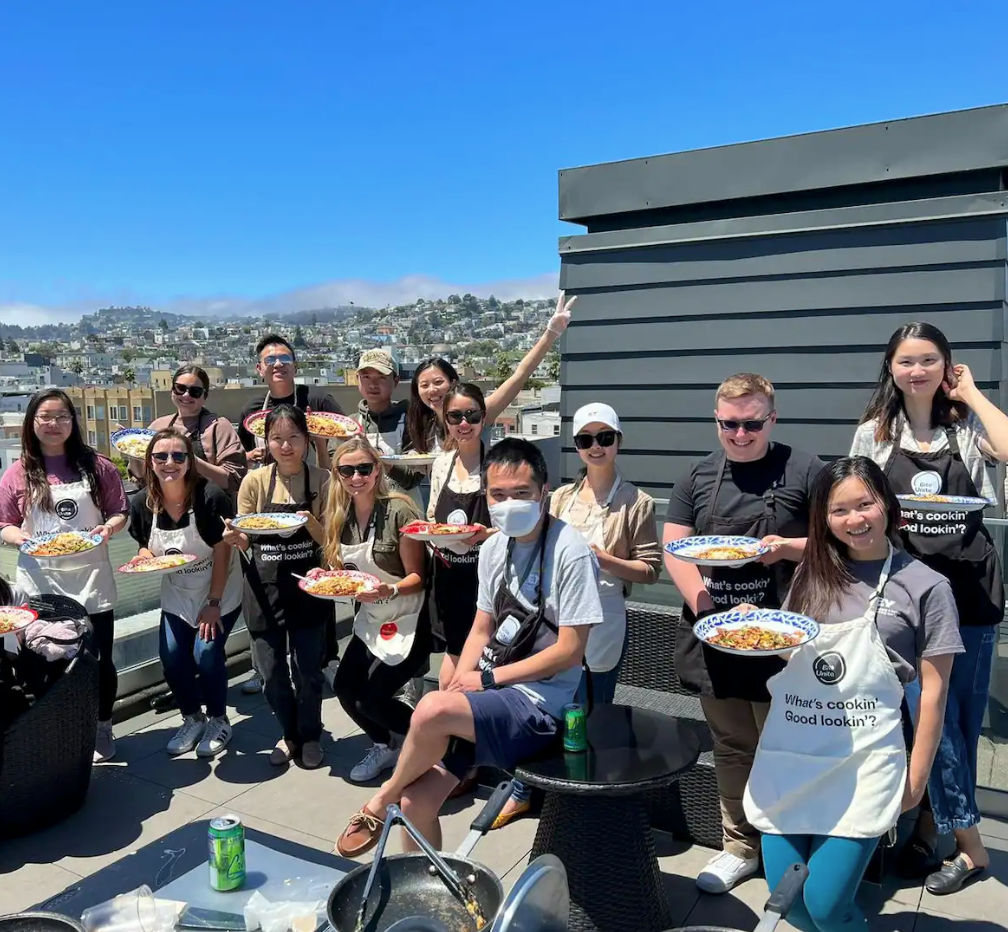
[172,382,206,399]
[445,408,484,426]
[717,414,774,433]
[262,353,294,367]
[574,430,618,450]
[152,451,189,464]
[337,462,376,478]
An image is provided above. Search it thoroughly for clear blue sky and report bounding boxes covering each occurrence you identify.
[2,1,1006,319]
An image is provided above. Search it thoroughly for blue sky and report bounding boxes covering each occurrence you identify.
[2,1,1006,323]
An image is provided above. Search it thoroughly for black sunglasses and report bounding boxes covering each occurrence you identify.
[574,430,618,450]
[172,382,206,399]
[717,414,774,433]
[445,408,484,426]
[337,463,376,478]
[152,451,189,464]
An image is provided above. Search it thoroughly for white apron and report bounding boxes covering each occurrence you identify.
[558,476,627,672]
[743,548,907,838]
[147,510,243,627]
[16,479,117,614]
[342,515,423,666]
[359,409,423,511]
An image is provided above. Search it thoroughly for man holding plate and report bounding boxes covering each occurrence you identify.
[662,373,824,894]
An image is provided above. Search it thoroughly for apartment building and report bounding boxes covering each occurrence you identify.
[65,386,161,459]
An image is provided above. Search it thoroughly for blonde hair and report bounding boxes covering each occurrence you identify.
[715,373,775,408]
[321,436,419,569]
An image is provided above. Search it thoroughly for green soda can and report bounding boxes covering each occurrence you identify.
[563,703,587,752]
[208,816,246,891]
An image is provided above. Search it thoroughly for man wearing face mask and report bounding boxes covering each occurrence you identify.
[334,437,604,858]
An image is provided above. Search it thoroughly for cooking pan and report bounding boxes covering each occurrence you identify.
[327,780,513,932]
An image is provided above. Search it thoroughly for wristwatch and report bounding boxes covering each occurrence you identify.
[207,598,221,608]
[480,667,496,691]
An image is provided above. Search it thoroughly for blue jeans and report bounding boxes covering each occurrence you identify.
[159,608,240,718]
[762,833,879,932]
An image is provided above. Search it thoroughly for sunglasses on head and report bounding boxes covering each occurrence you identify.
[262,353,294,367]
[574,430,618,450]
[172,382,206,399]
[152,451,189,464]
[337,462,376,478]
[717,414,774,433]
[445,408,484,426]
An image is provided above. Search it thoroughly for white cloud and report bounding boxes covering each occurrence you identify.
[0,272,560,326]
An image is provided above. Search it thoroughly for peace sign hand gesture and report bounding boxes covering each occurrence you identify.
[546,291,578,337]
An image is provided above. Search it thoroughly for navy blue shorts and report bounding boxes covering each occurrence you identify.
[441,687,560,780]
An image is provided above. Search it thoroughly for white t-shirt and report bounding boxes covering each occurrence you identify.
[476,517,603,718]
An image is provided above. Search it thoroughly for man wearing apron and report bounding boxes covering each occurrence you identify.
[663,373,824,894]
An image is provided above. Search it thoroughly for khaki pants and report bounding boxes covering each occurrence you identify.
[700,696,770,860]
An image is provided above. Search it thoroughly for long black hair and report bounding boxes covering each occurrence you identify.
[407,357,459,453]
[860,322,969,443]
[0,574,14,605]
[21,389,103,513]
[787,457,902,621]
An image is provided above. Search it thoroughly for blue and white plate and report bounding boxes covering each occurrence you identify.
[111,427,156,460]
[19,531,105,559]
[694,609,820,657]
[232,513,308,537]
[664,535,768,567]
[897,494,993,514]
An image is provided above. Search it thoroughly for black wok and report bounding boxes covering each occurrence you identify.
[327,781,513,932]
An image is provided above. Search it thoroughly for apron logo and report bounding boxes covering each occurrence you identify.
[54,499,78,521]
[379,622,398,640]
[813,652,847,686]
[447,508,468,525]
[911,471,942,496]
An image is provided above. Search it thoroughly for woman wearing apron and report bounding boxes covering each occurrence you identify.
[744,457,961,932]
[223,405,330,770]
[318,436,430,792]
[852,322,1008,892]
[128,430,243,757]
[500,402,662,827]
[0,389,129,762]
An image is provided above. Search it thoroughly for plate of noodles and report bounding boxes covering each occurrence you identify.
[0,606,39,635]
[897,494,993,514]
[402,521,483,544]
[297,569,381,602]
[694,609,820,657]
[232,513,309,536]
[380,452,440,467]
[118,553,203,575]
[111,428,156,460]
[243,410,362,441]
[665,535,769,567]
[20,531,104,559]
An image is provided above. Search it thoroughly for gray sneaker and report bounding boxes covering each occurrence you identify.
[167,714,207,755]
[400,676,425,708]
[93,720,115,763]
[196,716,232,758]
[241,671,264,695]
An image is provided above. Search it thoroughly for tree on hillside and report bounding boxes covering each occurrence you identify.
[70,359,85,383]
[491,352,519,387]
[7,340,19,354]
[487,295,499,310]
[122,367,137,388]
[547,352,560,382]
[293,325,308,349]
[158,318,169,331]
[121,349,136,364]
[448,294,461,304]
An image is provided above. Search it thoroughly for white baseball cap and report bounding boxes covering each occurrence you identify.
[572,402,621,436]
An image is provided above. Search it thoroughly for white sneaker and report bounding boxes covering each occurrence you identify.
[349,743,400,783]
[241,671,264,695]
[167,714,207,755]
[696,851,760,894]
[196,716,232,758]
[93,720,115,763]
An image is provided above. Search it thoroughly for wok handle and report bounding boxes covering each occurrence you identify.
[469,780,515,835]
[755,863,809,932]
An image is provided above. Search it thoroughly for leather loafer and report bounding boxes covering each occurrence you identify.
[925,854,984,895]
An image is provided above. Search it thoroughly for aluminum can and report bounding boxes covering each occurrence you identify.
[563,703,587,752]
[208,816,246,891]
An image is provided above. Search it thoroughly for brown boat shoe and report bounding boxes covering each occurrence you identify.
[336,807,385,858]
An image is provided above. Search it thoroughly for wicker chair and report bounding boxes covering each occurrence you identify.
[0,594,99,838]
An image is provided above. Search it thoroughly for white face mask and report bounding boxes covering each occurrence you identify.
[488,497,543,538]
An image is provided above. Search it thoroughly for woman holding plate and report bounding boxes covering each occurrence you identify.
[0,389,129,762]
[320,436,430,790]
[128,429,243,758]
[852,322,1008,893]
[223,405,329,769]
[743,456,961,932]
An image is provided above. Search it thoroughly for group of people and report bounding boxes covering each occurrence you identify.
[1,309,1004,931]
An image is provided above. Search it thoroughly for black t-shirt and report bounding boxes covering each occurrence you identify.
[129,479,235,550]
[237,386,343,451]
[665,442,824,540]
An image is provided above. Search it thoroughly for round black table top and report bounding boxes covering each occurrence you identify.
[513,703,700,796]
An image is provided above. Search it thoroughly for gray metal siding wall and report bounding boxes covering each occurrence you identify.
[558,215,1008,607]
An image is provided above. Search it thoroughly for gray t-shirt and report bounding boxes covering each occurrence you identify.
[786,549,963,684]
[476,517,603,718]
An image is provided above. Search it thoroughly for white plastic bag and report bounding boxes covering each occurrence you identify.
[243,888,328,932]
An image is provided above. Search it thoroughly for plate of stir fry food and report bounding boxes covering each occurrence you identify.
[0,606,39,635]
[243,410,362,441]
[20,531,104,559]
[117,553,202,575]
[694,609,820,657]
[297,569,381,602]
[401,520,484,544]
[111,428,156,460]
[896,494,994,514]
[665,535,769,567]
[232,513,309,536]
